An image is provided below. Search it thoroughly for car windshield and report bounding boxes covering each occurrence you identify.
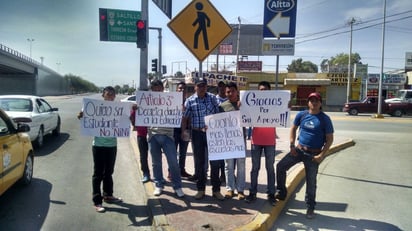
[0,98,33,112]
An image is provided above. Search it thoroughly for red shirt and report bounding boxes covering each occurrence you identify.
[251,127,276,146]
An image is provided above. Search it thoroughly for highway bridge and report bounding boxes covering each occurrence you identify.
[0,43,70,96]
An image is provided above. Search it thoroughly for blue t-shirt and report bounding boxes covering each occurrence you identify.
[294,110,334,149]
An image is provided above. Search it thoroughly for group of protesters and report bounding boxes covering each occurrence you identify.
[86,78,334,219]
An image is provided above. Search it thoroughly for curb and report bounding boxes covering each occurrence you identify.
[234,138,356,231]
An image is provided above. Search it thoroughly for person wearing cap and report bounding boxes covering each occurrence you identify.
[181,77,225,200]
[276,92,334,219]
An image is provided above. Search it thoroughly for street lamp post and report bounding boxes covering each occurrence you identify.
[235,17,241,76]
[27,38,34,59]
[346,18,355,104]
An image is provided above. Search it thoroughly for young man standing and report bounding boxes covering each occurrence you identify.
[276,92,334,219]
[148,80,184,198]
[181,78,224,200]
[219,82,246,200]
[245,81,277,205]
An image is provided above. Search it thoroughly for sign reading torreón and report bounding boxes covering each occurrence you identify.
[99,8,141,42]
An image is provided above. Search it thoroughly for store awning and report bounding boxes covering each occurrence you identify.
[284,78,331,86]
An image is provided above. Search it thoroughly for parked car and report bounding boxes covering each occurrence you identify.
[0,95,61,148]
[120,95,136,103]
[386,102,412,117]
[0,108,34,196]
[385,89,412,103]
[342,96,388,115]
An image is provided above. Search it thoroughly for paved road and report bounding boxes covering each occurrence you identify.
[272,114,412,230]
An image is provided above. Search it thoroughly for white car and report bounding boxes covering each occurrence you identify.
[120,95,136,103]
[0,95,61,148]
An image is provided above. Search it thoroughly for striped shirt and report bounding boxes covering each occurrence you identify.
[184,92,219,129]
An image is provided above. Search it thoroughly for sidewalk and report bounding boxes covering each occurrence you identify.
[128,128,354,231]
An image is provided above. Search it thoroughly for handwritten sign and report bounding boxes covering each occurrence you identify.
[80,98,131,137]
[205,111,245,161]
[134,91,183,127]
[240,90,291,127]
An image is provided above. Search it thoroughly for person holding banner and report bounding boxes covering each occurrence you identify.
[130,105,151,183]
[245,81,277,206]
[147,80,185,198]
[77,86,123,213]
[276,92,334,219]
[181,78,224,201]
[218,82,246,200]
[171,81,192,179]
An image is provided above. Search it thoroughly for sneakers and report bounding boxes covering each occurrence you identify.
[154,187,163,196]
[95,204,105,213]
[245,193,257,203]
[306,209,315,219]
[224,190,234,199]
[103,196,123,204]
[175,188,185,198]
[141,175,150,183]
[180,170,192,178]
[237,192,245,200]
[275,193,286,201]
[267,194,276,206]
[187,175,198,182]
[213,192,225,201]
[194,191,205,200]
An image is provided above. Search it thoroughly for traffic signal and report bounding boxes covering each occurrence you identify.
[99,8,108,41]
[151,59,158,72]
[136,20,147,49]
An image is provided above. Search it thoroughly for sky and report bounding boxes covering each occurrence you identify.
[1,0,411,87]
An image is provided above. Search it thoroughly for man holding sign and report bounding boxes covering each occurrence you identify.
[181,78,224,201]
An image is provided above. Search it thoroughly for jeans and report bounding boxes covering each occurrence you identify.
[191,130,221,192]
[249,145,275,195]
[276,148,319,210]
[137,135,150,177]
[149,134,182,189]
[174,128,189,171]
[225,157,245,192]
[92,146,117,205]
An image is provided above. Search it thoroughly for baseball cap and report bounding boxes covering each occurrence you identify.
[195,78,207,85]
[307,92,322,102]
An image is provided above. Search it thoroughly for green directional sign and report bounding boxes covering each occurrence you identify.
[99,8,141,43]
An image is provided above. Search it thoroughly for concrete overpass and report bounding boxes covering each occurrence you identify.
[0,43,69,96]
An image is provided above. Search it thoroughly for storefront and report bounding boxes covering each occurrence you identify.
[366,73,407,99]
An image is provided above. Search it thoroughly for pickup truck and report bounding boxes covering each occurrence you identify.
[343,96,388,115]
[386,102,412,117]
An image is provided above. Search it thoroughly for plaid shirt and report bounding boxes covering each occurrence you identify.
[184,92,219,129]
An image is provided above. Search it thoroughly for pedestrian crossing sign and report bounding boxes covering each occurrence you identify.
[168,0,232,62]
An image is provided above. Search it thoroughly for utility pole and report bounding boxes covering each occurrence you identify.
[376,0,387,118]
[139,0,149,91]
[235,17,241,76]
[346,17,355,103]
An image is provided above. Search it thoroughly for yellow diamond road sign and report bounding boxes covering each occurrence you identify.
[168,0,232,62]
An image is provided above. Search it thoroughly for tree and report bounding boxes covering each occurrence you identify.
[287,58,318,73]
[320,52,362,73]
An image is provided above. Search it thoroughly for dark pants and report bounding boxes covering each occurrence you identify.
[174,128,189,171]
[137,135,150,176]
[191,130,221,192]
[92,146,117,205]
[276,148,319,210]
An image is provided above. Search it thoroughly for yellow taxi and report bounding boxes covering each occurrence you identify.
[0,108,34,196]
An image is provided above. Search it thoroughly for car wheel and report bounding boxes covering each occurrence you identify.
[349,108,358,115]
[52,117,61,136]
[34,127,44,148]
[393,109,403,117]
[19,153,34,185]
